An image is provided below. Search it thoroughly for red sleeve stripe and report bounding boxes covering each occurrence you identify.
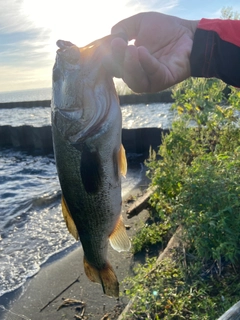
[198,18,240,47]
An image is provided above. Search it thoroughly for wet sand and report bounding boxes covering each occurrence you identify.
[0,182,150,320]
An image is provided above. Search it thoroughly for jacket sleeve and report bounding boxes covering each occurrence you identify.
[190,18,240,86]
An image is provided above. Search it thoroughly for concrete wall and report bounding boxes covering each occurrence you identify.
[0,92,173,109]
[0,125,169,155]
[0,125,53,153]
[0,93,172,155]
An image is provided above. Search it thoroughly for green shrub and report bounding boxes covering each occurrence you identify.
[132,222,171,253]
[145,77,240,263]
[174,152,240,262]
[122,257,240,319]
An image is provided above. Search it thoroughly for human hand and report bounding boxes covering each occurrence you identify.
[103,12,199,93]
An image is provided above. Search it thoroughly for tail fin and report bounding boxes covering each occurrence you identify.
[83,257,119,297]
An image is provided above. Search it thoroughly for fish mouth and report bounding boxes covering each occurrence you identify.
[56,40,75,49]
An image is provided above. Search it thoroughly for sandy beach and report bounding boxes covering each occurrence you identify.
[0,178,151,320]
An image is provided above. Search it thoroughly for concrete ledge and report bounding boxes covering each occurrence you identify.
[0,125,53,153]
[0,92,173,109]
[0,126,169,155]
[0,100,51,109]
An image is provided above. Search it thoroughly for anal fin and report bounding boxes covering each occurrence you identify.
[61,196,79,240]
[109,215,131,252]
[83,257,119,297]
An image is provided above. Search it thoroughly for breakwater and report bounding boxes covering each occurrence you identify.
[0,125,169,155]
[0,92,173,109]
[0,92,173,154]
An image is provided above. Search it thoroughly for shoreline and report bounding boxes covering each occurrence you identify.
[0,176,151,320]
[0,244,79,317]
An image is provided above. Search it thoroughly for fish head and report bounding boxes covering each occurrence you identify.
[52,39,108,107]
[52,35,125,142]
[52,40,82,117]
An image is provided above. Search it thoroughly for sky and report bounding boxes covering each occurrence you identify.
[1,0,240,93]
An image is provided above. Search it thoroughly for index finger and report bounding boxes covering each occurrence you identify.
[111,13,144,41]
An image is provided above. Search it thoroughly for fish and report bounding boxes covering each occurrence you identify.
[51,35,130,298]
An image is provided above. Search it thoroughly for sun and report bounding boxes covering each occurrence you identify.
[22,0,136,50]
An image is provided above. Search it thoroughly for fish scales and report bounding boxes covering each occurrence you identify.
[51,35,130,297]
[52,123,121,267]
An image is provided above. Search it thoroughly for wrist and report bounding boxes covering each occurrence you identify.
[182,19,200,39]
[190,20,200,34]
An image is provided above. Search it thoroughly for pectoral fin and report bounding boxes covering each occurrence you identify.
[109,216,131,252]
[83,257,119,297]
[61,196,79,240]
[119,144,127,177]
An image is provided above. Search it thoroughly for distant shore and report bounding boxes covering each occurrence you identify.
[0,92,173,109]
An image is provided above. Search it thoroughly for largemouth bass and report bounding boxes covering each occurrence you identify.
[51,35,130,298]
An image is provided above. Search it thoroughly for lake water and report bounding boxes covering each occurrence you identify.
[0,88,175,298]
[0,88,52,103]
[0,103,174,129]
[0,149,144,297]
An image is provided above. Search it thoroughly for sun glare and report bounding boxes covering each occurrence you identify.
[22,0,136,53]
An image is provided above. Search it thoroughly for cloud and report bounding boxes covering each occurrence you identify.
[0,63,52,92]
[0,29,52,65]
[0,35,53,91]
[0,0,54,91]
[126,0,179,12]
[0,0,35,33]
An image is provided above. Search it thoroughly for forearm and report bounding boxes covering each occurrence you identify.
[190,18,240,86]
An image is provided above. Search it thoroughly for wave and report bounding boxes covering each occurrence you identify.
[0,140,147,298]
[0,189,76,298]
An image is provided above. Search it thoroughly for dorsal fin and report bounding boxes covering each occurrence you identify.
[118,144,127,177]
[61,196,79,240]
[109,215,131,252]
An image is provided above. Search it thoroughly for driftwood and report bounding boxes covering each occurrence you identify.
[157,226,183,262]
[57,298,85,311]
[218,300,240,320]
[126,188,155,217]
